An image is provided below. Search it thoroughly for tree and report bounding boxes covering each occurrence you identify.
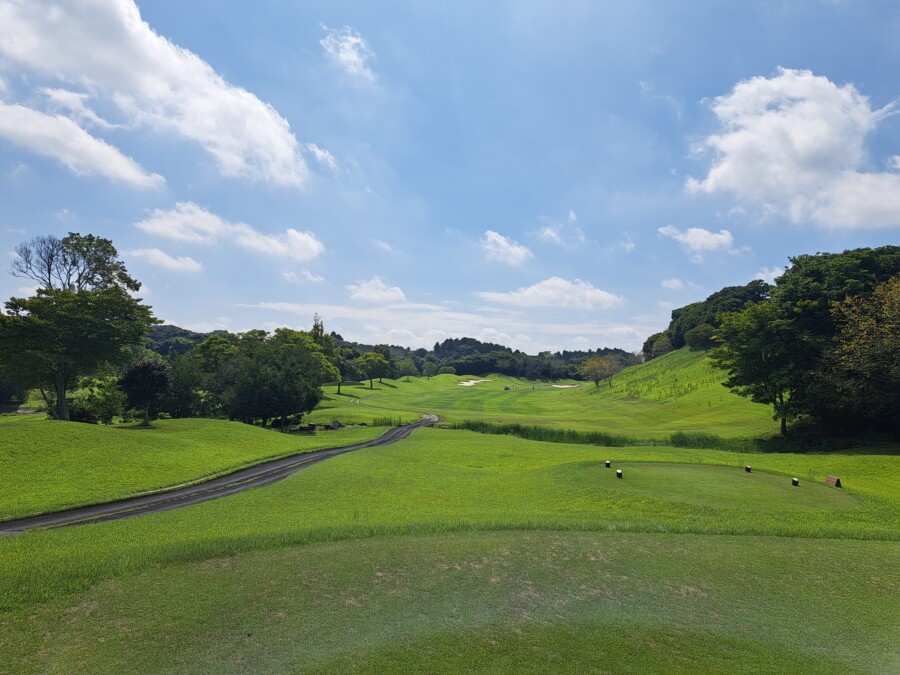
[580,355,618,387]
[651,333,674,359]
[11,232,139,292]
[822,276,900,433]
[0,287,157,421]
[119,360,173,425]
[684,323,717,351]
[357,351,390,389]
[397,358,419,381]
[710,302,799,435]
[438,365,456,375]
[422,362,438,379]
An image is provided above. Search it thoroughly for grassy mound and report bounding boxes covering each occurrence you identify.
[309,349,778,439]
[0,417,384,520]
[6,532,895,673]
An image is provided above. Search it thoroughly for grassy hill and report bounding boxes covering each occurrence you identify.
[1,428,897,672]
[309,348,777,439]
[0,416,384,520]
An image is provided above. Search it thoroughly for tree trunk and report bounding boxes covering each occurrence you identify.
[54,367,69,421]
[369,377,373,389]
[337,380,341,394]
[142,404,151,426]
[780,415,787,436]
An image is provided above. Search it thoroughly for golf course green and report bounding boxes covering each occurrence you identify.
[1,350,897,673]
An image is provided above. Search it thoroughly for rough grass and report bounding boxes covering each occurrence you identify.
[5,532,897,674]
[309,349,778,438]
[0,428,897,672]
[0,417,385,520]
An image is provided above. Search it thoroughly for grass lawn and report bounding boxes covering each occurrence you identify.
[0,416,385,520]
[1,428,897,672]
[308,349,779,439]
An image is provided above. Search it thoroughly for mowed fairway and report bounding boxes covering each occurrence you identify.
[308,349,778,438]
[1,429,897,673]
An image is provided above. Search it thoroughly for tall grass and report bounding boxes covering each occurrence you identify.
[452,419,815,453]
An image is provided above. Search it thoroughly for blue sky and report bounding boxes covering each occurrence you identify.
[1,1,898,353]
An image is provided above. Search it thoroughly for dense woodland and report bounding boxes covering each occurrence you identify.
[0,233,897,437]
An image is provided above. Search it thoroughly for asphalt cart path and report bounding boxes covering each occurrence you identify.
[0,415,439,535]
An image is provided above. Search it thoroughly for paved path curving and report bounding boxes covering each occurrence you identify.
[0,415,439,535]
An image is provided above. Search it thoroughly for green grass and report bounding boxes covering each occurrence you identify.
[309,349,778,438]
[1,428,897,672]
[0,416,385,520]
[5,532,896,674]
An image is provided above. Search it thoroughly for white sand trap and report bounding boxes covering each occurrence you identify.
[551,384,580,388]
[458,379,492,387]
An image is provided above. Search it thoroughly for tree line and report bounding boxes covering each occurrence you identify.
[644,246,899,436]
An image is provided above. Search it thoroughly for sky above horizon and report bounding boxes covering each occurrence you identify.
[1,0,898,353]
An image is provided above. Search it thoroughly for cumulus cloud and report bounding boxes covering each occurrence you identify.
[481,230,533,266]
[661,278,685,290]
[687,68,900,229]
[346,276,406,303]
[476,277,624,310]
[135,202,324,261]
[0,0,307,186]
[0,102,163,187]
[755,266,785,284]
[127,248,202,272]
[658,225,740,261]
[320,25,375,81]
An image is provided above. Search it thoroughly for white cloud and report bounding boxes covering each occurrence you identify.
[41,88,115,128]
[755,266,785,284]
[306,143,339,173]
[687,68,900,229]
[374,239,393,252]
[320,25,375,81]
[0,102,163,187]
[480,230,533,266]
[658,225,740,261]
[283,269,325,284]
[241,300,649,352]
[476,277,624,310]
[0,1,307,186]
[619,234,636,252]
[346,276,406,303]
[888,156,900,171]
[535,212,585,248]
[661,278,685,290]
[127,248,202,272]
[134,202,324,261]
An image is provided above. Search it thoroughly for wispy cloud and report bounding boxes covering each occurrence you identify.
[476,277,624,310]
[320,25,375,81]
[0,102,163,187]
[127,248,202,272]
[687,68,900,229]
[283,269,325,284]
[135,202,324,261]
[480,230,533,266]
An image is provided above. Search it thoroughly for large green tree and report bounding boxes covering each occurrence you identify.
[357,351,390,389]
[710,302,799,436]
[822,276,900,433]
[0,287,157,420]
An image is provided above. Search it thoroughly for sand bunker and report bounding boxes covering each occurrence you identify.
[458,379,491,387]
[551,384,580,388]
